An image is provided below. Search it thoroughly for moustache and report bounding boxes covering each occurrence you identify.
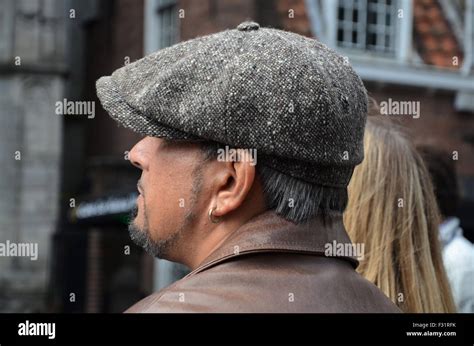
[137,180,144,196]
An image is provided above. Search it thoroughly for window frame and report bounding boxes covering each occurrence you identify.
[323,0,413,62]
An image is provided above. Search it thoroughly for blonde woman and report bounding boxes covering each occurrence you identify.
[344,117,455,312]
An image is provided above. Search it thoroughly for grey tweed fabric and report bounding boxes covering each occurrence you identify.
[96,21,368,188]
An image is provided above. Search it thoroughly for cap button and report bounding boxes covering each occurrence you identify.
[237,21,260,31]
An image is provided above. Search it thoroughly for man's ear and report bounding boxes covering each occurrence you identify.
[211,149,256,218]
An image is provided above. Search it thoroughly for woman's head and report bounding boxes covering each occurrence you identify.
[344,117,455,312]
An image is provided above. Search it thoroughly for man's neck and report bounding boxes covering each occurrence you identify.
[185,211,265,270]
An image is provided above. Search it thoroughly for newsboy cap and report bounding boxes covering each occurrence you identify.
[96,21,368,188]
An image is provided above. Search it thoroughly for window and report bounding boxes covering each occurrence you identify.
[336,0,397,54]
[156,0,178,49]
[144,0,178,54]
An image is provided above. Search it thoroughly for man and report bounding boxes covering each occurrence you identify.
[96,21,399,312]
[418,145,474,313]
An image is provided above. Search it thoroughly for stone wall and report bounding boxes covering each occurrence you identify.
[0,0,66,312]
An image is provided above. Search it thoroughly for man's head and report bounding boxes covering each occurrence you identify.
[126,137,349,268]
[96,21,368,268]
[126,137,267,267]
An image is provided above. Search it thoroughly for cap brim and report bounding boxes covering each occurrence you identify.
[96,76,200,140]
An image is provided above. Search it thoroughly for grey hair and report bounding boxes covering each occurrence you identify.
[197,141,347,224]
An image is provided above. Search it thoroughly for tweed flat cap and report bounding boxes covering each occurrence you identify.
[96,21,368,188]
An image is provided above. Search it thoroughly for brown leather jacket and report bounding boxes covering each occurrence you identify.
[126,211,401,313]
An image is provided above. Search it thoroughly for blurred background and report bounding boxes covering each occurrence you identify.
[0,0,473,312]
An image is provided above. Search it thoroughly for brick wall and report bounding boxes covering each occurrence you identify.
[179,0,256,40]
[369,85,474,198]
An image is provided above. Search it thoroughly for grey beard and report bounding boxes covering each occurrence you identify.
[128,206,186,259]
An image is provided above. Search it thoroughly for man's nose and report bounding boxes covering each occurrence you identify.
[129,140,146,170]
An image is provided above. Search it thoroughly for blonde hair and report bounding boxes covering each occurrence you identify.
[344,117,456,312]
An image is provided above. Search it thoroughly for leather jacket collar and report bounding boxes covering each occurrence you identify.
[189,210,358,277]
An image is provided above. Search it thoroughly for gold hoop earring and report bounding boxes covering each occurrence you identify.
[208,207,221,224]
